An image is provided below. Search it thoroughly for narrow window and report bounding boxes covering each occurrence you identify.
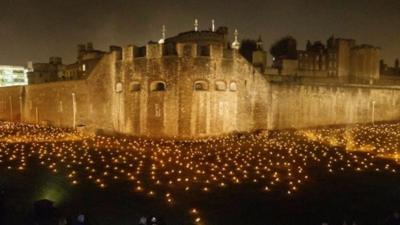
[194,80,209,91]
[155,104,161,117]
[150,81,166,91]
[115,82,123,93]
[130,82,141,92]
[229,81,237,91]
[215,81,227,91]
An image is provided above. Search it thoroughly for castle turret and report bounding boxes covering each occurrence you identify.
[350,45,381,83]
[252,36,267,72]
[336,38,356,79]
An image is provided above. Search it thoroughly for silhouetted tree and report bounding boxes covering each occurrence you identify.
[380,60,386,72]
[239,39,257,63]
[269,36,298,60]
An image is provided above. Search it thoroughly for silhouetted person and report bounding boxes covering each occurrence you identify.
[387,211,400,225]
[72,214,91,225]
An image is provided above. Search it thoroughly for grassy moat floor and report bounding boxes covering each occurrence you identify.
[1,122,400,225]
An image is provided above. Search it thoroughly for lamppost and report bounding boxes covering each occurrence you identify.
[9,96,12,121]
[371,100,376,125]
[19,96,22,122]
[35,107,39,124]
[72,93,76,129]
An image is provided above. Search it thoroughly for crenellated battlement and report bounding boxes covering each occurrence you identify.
[122,42,234,61]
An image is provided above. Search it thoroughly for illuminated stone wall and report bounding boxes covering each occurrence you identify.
[119,43,267,137]
[267,83,400,129]
[0,53,116,133]
[0,86,24,121]
[0,45,398,138]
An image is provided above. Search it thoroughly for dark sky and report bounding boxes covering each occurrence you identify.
[1,0,399,66]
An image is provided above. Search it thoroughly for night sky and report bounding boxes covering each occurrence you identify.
[1,0,399,66]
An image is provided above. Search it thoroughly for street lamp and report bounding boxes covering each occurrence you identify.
[371,100,376,125]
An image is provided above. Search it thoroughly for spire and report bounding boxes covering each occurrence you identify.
[211,19,215,32]
[256,35,263,50]
[158,25,166,44]
[194,19,199,31]
[231,29,240,50]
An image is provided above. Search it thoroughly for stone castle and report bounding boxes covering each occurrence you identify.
[1,22,400,138]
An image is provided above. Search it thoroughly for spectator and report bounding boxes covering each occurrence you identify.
[59,217,68,225]
[72,214,89,225]
[387,211,400,225]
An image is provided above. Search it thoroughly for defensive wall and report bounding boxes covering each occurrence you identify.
[0,44,398,138]
[267,81,400,129]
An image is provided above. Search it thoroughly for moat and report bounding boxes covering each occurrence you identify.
[1,122,400,225]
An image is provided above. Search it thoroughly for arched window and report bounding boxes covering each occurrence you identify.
[183,45,192,56]
[150,81,166,91]
[115,82,123,93]
[215,81,227,91]
[198,45,210,56]
[130,81,141,92]
[229,81,237,91]
[194,80,209,91]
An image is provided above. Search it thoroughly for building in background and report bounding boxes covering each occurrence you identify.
[0,65,28,87]
[27,42,108,84]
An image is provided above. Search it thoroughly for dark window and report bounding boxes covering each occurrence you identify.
[151,81,166,91]
[198,45,210,56]
[130,82,141,92]
[194,81,209,91]
[183,45,192,56]
[135,47,146,57]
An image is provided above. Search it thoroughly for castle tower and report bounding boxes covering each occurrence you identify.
[252,36,267,72]
[336,38,356,79]
[350,45,380,82]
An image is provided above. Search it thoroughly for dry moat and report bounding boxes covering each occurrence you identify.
[1,122,400,225]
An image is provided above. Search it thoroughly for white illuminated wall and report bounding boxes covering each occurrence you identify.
[0,65,28,87]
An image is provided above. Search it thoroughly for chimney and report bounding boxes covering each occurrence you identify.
[78,44,86,54]
[49,57,62,64]
[27,61,33,72]
[86,42,94,51]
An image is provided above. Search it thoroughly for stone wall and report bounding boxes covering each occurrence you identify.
[119,44,268,138]
[22,80,89,127]
[350,46,380,81]
[5,52,116,133]
[0,44,399,138]
[0,86,24,121]
[266,82,400,129]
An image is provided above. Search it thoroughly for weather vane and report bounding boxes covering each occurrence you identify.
[232,29,240,50]
[158,25,166,44]
[194,19,198,31]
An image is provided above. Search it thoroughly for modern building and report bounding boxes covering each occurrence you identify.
[0,65,28,87]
